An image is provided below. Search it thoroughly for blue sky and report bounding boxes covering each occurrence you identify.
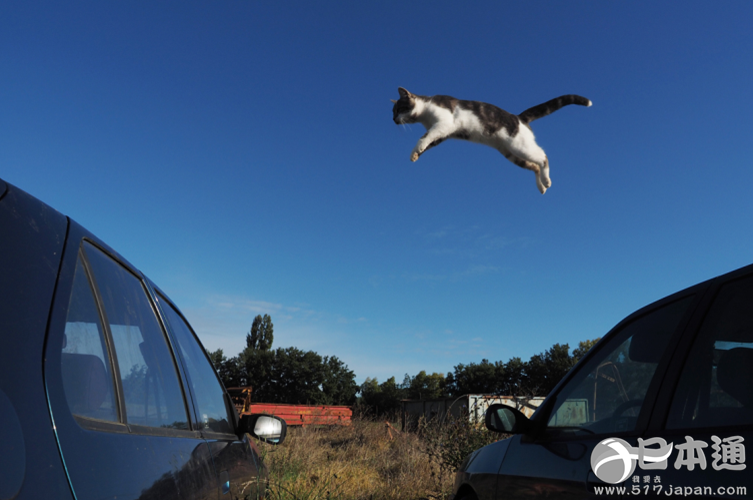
[3,2,753,384]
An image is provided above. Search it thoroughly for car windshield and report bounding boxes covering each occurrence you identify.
[546,296,693,436]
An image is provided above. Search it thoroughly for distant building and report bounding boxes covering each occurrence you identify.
[401,394,546,430]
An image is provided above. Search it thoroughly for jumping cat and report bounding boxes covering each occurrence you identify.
[391,87,591,194]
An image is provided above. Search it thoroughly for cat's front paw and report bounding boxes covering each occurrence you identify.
[537,173,551,193]
[410,151,420,162]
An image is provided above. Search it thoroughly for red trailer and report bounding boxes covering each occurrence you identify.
[246,403,352,427]
[226,387,352,427]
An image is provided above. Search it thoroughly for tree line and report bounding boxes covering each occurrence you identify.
[359,338,599,414]
[209,314,599,412]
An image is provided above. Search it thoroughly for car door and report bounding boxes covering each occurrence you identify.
[643,268,753,499]
[153,290,265,500]
[493,287,703,499]
[45,229,219,500]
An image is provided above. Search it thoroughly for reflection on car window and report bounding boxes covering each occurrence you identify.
[547,296,693,435]
[667,275,753,429]
[83,243,188,430]
[158,294,234,435]
[61,254,118,423]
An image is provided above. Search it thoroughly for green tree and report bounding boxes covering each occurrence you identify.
[208,348,246,388]
[322,355,359,405]
[526,343,576,396]
[359,377,380,408]
[268,347,325,404]
[501,356,528,395]
[406,370,446,400]
[242,345,358,405]
[377,376,404,412]
[445,341,593,399]
[246,314,274,351]
[208,348,225,370]
[243,348,276,398]
[448,359,506,396]
[358,376,405,414]
[572,338,601,363]
[211,314,358,404]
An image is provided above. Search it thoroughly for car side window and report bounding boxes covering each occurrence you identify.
[667,275,753,430]
[61,253,118,423]
[157,294,235,435]
[83,243,189,430]
[546,296,693,435]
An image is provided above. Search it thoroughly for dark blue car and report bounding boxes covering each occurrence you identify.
[452,256,753,498]
[0,177,286,500]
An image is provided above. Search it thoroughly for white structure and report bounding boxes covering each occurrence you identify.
[401,394,545,429]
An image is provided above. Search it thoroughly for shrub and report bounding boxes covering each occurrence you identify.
[418,412,506,478]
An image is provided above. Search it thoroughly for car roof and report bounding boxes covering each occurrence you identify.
[1,176,151,283]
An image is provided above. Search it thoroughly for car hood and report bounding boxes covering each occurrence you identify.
[459,436,512,475]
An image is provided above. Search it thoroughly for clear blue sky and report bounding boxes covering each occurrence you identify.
[3,2,753,385]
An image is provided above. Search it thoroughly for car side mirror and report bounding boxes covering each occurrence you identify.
[485,403,534,434]
[239,414,287,445]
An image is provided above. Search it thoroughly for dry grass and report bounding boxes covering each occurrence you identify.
[256,415,454,500]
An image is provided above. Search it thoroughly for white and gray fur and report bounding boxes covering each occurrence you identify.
[392,87,591,194]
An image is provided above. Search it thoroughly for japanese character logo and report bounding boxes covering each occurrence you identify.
[591,435,745,484]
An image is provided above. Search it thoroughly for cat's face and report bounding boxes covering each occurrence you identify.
[392,87,417,124]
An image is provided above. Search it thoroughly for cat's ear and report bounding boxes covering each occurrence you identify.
[398,87,413,99]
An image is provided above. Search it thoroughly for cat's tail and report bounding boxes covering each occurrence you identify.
[518,95,592,124]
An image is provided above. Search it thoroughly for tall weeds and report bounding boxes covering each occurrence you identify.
[253,412,504,500]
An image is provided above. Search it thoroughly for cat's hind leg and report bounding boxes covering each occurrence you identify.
[497,145,549,194]
[508,155,549,194]
[505,129,550,194]
[530,157,550,194]
[539,156,551,190]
